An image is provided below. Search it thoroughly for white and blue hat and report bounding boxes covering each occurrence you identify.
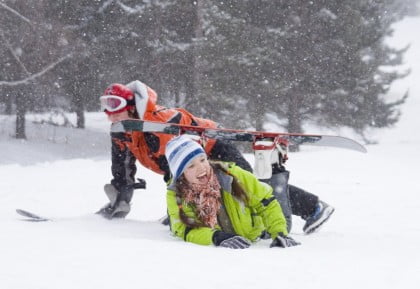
[165,135,206,182]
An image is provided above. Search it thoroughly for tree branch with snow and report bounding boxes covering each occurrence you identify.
[0,2,32,26]
[0,54,72,86]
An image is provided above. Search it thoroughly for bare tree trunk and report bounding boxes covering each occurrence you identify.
[1,30,31,138]
[286,105,302,133]
[254,108,265,131]
[286,92,303,151]
[5,94,13,115]
[72,91,85,129]
[174,85,181,107]
[76,108,85,129]
[186,0,204,113]
[15,91,26,139]
[3,91,13,115]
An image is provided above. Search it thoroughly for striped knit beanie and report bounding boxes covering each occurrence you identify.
[165,135,206,183]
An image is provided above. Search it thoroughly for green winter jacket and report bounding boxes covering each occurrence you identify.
[166,162,288,246]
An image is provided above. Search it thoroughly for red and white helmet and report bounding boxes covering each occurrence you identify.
[100,83,135,115]
[100,80,157,119]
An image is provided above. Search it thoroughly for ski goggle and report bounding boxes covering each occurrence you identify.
[99,95,134,113]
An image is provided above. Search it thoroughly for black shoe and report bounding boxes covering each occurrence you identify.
[159,214,170,226]
[96,201,130,219]
[303,201,334,234]
[259,231,271,240]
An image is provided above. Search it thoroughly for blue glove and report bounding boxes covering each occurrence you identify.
[270,232,301,248]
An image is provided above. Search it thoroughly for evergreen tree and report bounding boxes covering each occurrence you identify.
[309,0,410,137]
[215,0,413,137]
[2,0,415,139]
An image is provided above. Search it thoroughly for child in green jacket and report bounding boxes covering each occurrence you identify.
[165,135,301,249]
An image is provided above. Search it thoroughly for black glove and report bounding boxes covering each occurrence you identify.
[270,232,301,248]
[213,231,251,249]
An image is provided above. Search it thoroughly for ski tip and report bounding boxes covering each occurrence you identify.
[348,140,368,153]
[310,135,368,153]
[16,209,50,221]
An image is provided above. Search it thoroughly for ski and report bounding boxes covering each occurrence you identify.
[110,119,367,153]
[16,208,169,224]
[16,209,50,222]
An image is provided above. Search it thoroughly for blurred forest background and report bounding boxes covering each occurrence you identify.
[0,0,418,140]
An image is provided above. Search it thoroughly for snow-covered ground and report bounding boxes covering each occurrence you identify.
[1,16,420,289]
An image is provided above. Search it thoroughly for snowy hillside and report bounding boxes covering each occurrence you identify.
[1,17,420,289]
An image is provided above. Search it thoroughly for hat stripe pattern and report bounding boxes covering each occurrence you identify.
[174,148,206,181]
[168,141,190,161]
[165,135,206,182]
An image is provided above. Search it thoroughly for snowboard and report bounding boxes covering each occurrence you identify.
[110,119,367,153]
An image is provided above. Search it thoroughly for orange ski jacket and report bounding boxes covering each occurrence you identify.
[113,105,218,175]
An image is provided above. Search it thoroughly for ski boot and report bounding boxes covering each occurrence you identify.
[96,183,132,219]
[303,200,335,234]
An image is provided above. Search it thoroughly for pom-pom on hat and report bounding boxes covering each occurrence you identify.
[165,135,206,183]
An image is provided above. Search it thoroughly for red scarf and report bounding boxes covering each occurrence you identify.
[180,167,221,228]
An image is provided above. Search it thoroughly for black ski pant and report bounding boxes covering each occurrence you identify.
[208,140,319,220]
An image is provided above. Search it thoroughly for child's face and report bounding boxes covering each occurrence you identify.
[107,110,131,123]
[183,155,211,185]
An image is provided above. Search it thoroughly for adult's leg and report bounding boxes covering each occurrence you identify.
[288,184,319,220]
[259,165,293,232]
